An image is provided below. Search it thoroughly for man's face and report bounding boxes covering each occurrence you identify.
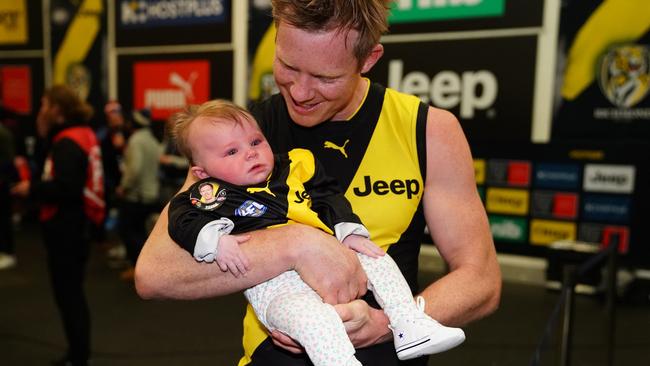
[190,116,274,186]
[273,21,367,127]
[199,184,214,201]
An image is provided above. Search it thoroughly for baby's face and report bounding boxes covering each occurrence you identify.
[190,116,274,186]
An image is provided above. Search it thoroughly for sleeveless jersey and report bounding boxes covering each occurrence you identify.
[239,81,429,365]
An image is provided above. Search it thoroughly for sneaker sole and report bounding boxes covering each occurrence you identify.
[396,333,466,360]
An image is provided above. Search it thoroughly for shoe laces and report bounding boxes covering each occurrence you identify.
[416,296,426,312]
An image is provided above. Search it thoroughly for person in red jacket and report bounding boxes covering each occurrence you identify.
[12,84,105,366]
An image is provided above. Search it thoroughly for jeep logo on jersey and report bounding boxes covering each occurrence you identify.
[388,60,498,119]
[353,176,420,199]
[583,164,635,193]
[389,0,505,23]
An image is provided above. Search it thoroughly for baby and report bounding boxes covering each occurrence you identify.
[167,99,465,365]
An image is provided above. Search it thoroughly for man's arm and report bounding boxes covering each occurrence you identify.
[135,173,367,303]
[418,107,501,326]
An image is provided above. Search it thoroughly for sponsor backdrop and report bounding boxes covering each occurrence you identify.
[368,36,537,143]
[471,141,649,269]
[117,52,233,119]
[50,0,106,119]
[388,0,543,33]
[115,0,231,47]
[0,0,43,50]
[113,0,234,118]
[552,0,650,140]
[366,0,546,143]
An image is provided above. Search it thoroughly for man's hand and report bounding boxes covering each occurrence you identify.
[293,228,367,304]
[270,330,303,354]
[342,235,385,258]
[270,300,393,353]
[335,300,392,348]
[215,234,251,277]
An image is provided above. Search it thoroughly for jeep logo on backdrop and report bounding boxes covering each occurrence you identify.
[369,36,537,142]
[388,60,497,119]
[389,0,505,23]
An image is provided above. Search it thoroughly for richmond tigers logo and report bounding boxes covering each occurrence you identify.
[598,44,650,108]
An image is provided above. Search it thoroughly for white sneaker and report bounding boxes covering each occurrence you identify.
[391,296,465,360]
[0,253,17,270]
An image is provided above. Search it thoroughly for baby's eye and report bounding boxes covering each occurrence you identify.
[251,138,262,146]
[226,148,238,156]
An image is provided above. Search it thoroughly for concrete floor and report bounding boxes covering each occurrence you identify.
[1,221,649,366]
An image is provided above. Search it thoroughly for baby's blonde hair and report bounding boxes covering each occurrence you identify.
[172,99,257,163]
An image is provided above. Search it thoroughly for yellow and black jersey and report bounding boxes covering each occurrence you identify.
[168,148,361,255]
[243,80,430,366]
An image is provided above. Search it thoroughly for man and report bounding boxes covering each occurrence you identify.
[135,1,501,365]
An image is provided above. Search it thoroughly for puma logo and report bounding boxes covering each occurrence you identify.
[323,139,350,158]
[247,178,276,197]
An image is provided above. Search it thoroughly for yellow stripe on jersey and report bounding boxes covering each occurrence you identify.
[285,149,333,234]
[345,88,424,252]
[561,0,650,100]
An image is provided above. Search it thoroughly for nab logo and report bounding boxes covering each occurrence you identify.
[394,0,483,10]
[388,59,498,119]
[353,176,420,199]
[491,221,522,240]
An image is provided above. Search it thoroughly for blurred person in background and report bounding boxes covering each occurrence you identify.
[158,116,189,205]
[0,117,17,269]
[11,84,105,366]
[115,108,163,281]
[96,101,128,263]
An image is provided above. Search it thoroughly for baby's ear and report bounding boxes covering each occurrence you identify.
[190,166,209,180]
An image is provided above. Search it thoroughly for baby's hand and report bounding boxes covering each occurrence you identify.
[342,235,384,258]
[215,234,251,277]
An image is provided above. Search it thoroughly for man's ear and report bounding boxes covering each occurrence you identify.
[360,44,384,74]
[190,166,209,180]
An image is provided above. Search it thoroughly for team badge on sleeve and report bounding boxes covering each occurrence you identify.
[190,181,227,211]
[235,200,268,217]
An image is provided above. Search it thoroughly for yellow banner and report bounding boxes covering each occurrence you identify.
[474,159,485,184]
[0,0,27,45]
[53,0,103,101]
[530,219,577,246]
[486,187,529,215]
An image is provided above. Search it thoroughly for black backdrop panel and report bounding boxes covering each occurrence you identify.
[117,51,233,117]
[367,35,537,143]
[470,141,650,270]
[115,0,231,47]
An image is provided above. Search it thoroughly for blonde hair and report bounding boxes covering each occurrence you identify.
[43,85,94,122]
[271,0,390,66]
[172,99,257,163]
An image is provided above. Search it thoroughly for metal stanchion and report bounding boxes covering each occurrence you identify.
[605,234,620,366]
[531,236,621,366]
[559,265,576,366]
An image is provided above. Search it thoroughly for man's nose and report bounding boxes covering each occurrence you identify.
[289,74,314,102]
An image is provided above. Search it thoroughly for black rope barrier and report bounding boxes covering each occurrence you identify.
[529,234,620,366]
